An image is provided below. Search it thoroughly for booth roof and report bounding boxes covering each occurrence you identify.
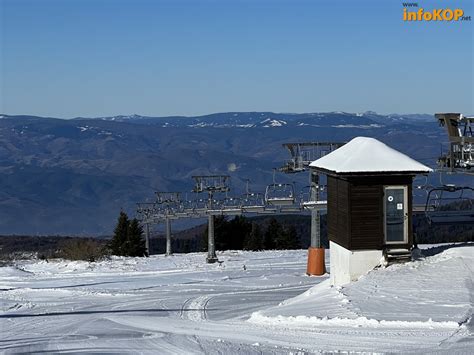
[309,137,433,174]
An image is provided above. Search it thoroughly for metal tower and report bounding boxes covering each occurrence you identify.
[136,202,158,254]
[155,192,182,256]
[280,142,345,174]
[436,113,474,174]
[192,175,231,263]
[280,142,344,249]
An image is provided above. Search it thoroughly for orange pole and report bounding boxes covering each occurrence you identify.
[306,247,326,276]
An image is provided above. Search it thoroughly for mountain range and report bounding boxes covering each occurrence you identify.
[0,111,463,235]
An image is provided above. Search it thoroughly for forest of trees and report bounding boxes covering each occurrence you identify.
[413,215,474,244]
[1,211,472,262]
[200,216,301,251]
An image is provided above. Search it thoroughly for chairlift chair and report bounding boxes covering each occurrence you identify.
[297,185,327,210]
[265,183,296,206]
[299,186,312,205]
[241,192,266,213]
[221,197,242,215]
[136,203,156,223]
[265,169,296,206]
[425,185,474,225]
[157,199,182,220]
[302,200,327,210]
[193,198,208,214]
[175,203,191,218]
[279,205,302,213]
[257,207,278,214]
[155,209,170,220]
[207,198,224,215]
[175,199,194,217]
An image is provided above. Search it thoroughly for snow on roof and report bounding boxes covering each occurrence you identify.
[309,137,433,174]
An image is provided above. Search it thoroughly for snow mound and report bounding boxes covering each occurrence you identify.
[249,244,473,328]
[249,313,460,329]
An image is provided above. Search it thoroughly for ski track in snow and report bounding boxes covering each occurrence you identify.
[0,246,473,353]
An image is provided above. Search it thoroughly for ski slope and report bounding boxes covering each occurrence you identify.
[1,245,472,353]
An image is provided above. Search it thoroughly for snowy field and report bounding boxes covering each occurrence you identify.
[1,244,472,354]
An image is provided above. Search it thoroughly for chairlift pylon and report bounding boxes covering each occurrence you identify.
[435,113,474,174]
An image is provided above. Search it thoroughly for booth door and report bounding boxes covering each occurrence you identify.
[384,186,408,244]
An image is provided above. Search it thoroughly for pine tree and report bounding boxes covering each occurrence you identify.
[109,211,129,256]
[264,218,281,250]
[109,212,147,257]
[244,223,264,251]
[277,225,300,250]
[126,218,148,257]
[228,216,251,250]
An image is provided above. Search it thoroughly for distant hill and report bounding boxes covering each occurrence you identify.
[0,111,462,235]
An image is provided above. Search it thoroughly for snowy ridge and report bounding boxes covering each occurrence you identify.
[1,111,438,131]
[260,118,287,127]
[332,123,383,128]
[64,111,436,129]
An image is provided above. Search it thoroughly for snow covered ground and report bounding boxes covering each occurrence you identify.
[1,245,472,354]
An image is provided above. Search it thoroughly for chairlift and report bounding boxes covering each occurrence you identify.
[425,185,474,225]
[257,207,278,214]
[279,205,302,213]
[207,198,224,215]
[175,202,192,218]
[242,192,266,213]
[220,196,242,215]
[265,170,296,206]
[193,198,208,214]
[136,203,156,222]
[177,198,194,217]
[241,181,265,212]
[299,185,312,204]
[297,183,327,209]
[265,183,296,205]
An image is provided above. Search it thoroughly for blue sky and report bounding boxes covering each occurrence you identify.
[1,0,472,118]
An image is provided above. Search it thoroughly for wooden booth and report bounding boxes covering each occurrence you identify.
[310,137,432,286]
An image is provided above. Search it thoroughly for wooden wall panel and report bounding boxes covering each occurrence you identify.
[327,174,415,251]
[327,176,351,249]
[350,184,383,250]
